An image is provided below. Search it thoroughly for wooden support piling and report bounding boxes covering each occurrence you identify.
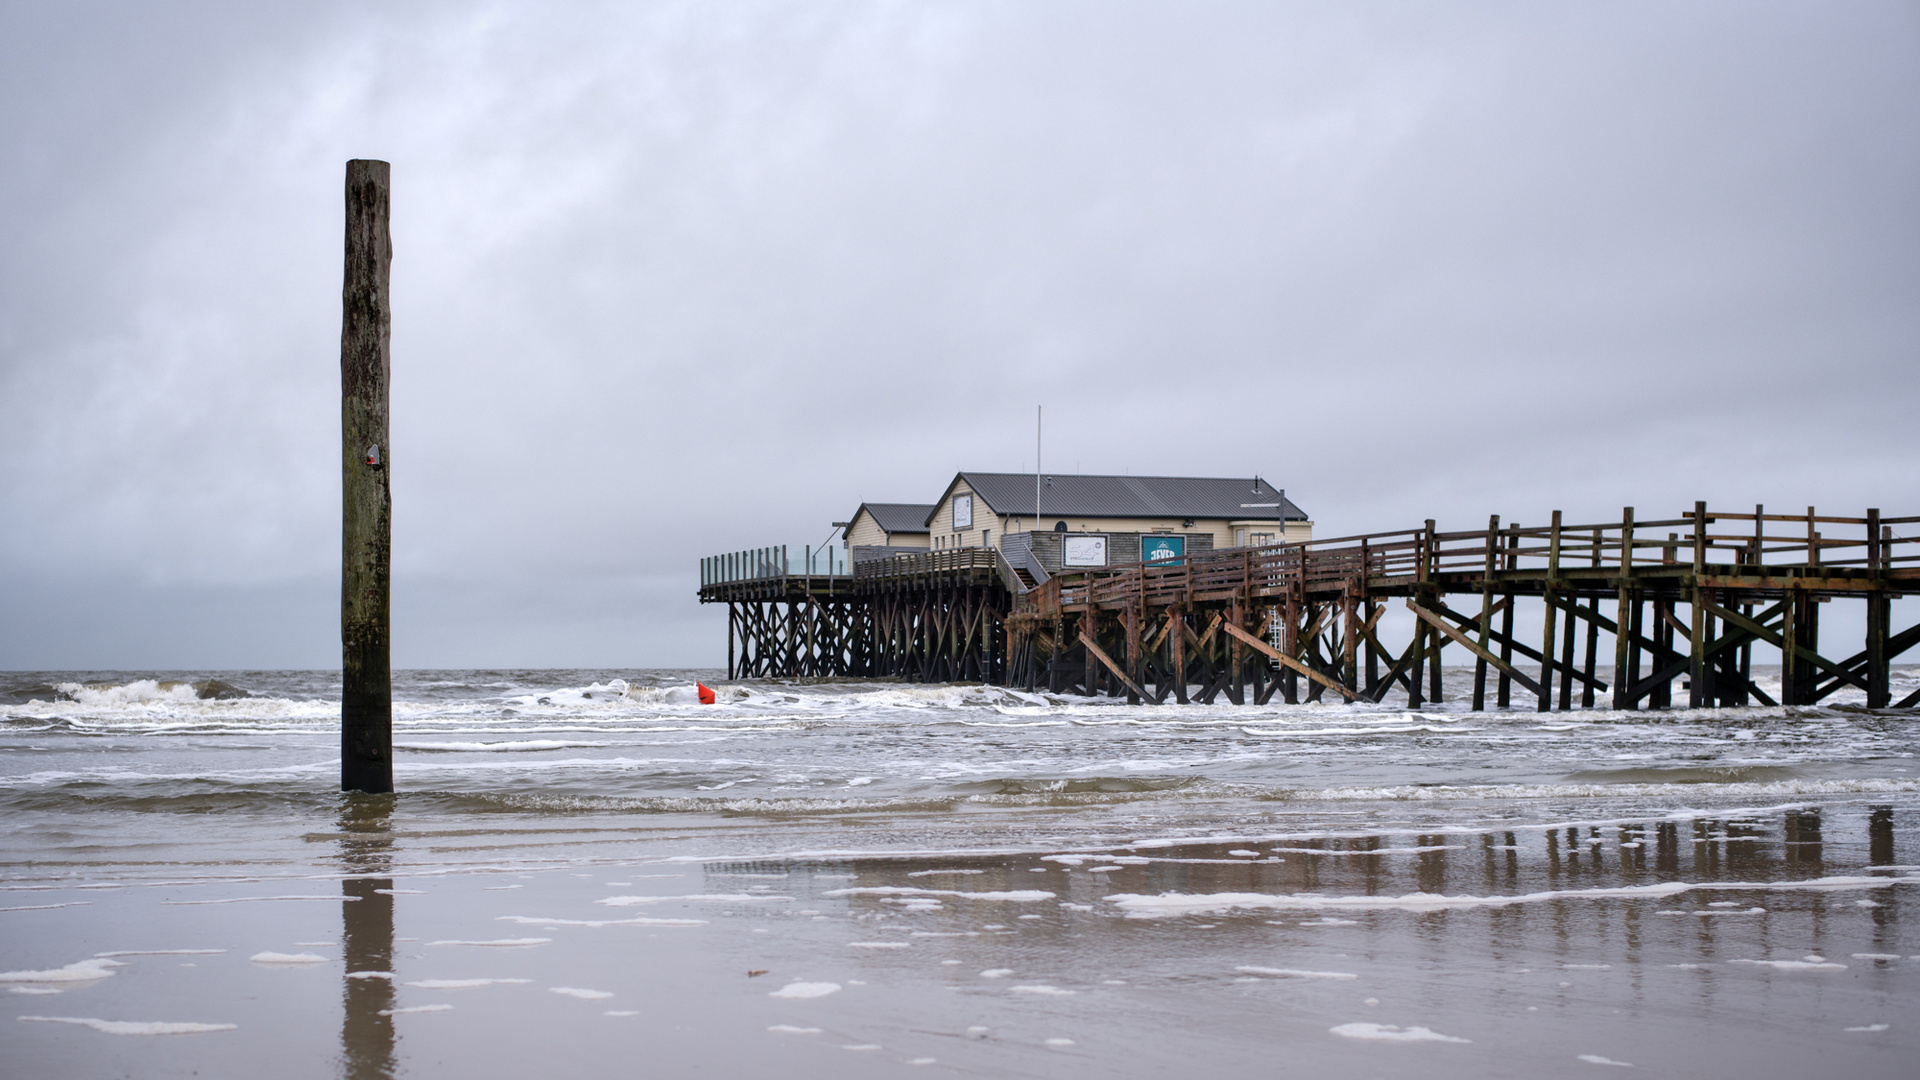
[1538,512,1561,712]
[340,159,393,795]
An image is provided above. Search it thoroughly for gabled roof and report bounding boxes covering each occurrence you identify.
[852,502,935,535]
[942,472,1307,523]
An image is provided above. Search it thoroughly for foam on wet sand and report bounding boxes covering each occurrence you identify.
[18,1015,236,1035]
[1330,1023,1469,1043]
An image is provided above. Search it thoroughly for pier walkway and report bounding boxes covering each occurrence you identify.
[699,503,1919,711]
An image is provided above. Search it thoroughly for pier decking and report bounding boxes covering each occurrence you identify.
[699,503,1919,711]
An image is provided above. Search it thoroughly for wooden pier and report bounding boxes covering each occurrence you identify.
[699,504,1919,711]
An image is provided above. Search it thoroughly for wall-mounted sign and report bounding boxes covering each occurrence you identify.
[1063,535,1107,567]
[1141,535,1185,562]
[953,493,973,530]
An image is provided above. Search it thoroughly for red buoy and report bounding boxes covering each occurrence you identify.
[697,683,716,705]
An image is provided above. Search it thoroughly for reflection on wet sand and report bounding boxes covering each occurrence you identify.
[339,795,395,1080]
[796,804,1909,934]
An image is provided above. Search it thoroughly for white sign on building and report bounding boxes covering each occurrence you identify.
[953,494,973,530]
[1062,535,1107,567]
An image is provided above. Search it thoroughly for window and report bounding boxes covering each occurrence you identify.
[983,529,990,548]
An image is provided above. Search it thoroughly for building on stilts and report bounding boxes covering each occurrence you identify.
[699,485,1920,713]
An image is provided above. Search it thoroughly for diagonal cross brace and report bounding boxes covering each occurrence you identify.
[1222,621,1361,702]
[1703,598,1869,695]
[1406,600,1544,698]
[1079,630,1152,703]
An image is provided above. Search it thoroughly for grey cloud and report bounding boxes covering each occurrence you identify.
[2,1,1915,668]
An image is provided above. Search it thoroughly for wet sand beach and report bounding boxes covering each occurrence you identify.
[3,670,1916,1077]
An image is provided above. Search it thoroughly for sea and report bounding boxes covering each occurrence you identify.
[2,667,1916,1077]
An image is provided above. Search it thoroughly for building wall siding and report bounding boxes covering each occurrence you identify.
[923,480,1313,552]
[846,509,930,548]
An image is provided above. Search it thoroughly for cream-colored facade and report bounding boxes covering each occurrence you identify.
[846,506,930,548]
[924,479,1313,552]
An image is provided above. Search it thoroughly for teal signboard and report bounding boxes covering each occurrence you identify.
[1142,535,1186,562]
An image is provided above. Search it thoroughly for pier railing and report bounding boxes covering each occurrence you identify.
[852,546,1000,582]
[1032,505,1919,613]
[701,544,849,588]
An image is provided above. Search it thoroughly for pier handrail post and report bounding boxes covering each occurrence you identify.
[340,158,393,795]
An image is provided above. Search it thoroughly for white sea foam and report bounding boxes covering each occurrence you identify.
[0,958,124,983]
[346,971,394,980]
[1845,1024,1890,1032]
[1242,724,1476,737]
[597,894,791,906]
[550,987,613,999]
[1107,874,1918,918]
[249,952,326,965]
[980,969,1013,978]
[769,1025,822,1033]
[404,978,531,988]
[94,949,224,958]
[1730,958,1847,971]
[1,902,91,912]
[18,1015,235,1035]
[1234,966,1356,979]
[1012,985,1076,995]
[823,887,1054,902]
[1268,845,1462,856]
[848,941,910,949]
[164,895,347,905]
[906,869,985,877]
[379,1005,454,1015]
[1331,1022,1469,1043]
[769,981,840,999]
[395,740,606,752]
[1578,1054,1634,1067]
[496,915,706,927]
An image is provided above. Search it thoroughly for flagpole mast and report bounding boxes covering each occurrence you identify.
[1034,405,1042,529]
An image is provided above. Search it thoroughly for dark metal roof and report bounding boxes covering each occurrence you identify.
[952,472,1306,523]
[854,502,936,534]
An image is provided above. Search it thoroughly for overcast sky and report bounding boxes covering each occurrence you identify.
[2,1,1916,671]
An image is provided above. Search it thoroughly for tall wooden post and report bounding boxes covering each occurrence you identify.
[1538,512,1561,712]
[341,159,393,795]
[1866,509,1890,708]
[1499,524,1517,707]
[1124,605,1141,705]
[1170,605,1189,704]
[1613,509,1635,709]
[1688,501,1708,708]
[1472,515,1499,711]
[1227,597,1246,706]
